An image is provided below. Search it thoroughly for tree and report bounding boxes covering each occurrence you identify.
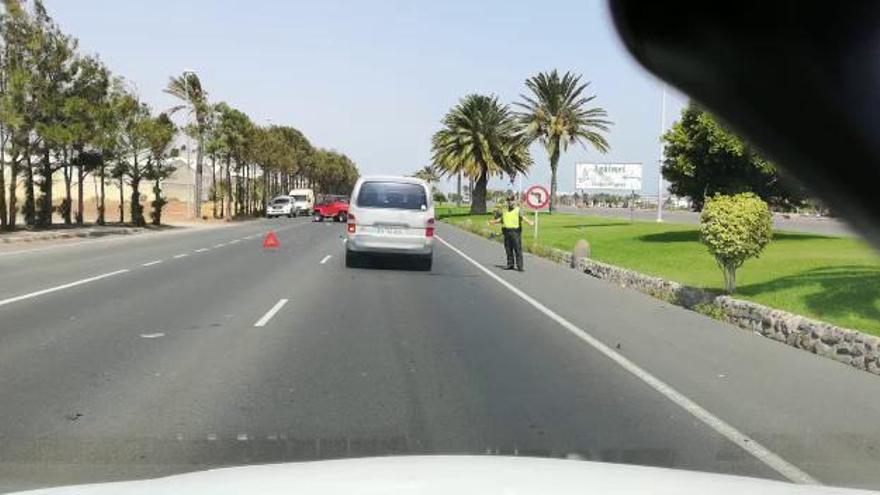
[213,102,253,217]
[312,149,359,194]
[700,193,772,293]
[432,94,531,214]
[0,0,35,229]
[92,78,130,225]
[116,91,151,226]
[143,113,177,225]
[412,164,440,193]
[662,104,807,211]
[517,69,611,214]
[165,71,209,218]
[31,2,77,227]
[64,55,110,225]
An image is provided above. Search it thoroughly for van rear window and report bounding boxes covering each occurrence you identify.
[357,182,427,210]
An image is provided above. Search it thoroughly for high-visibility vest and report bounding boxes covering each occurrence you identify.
[502,207,521,229]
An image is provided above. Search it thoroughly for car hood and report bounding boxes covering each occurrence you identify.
[12,456,869,495]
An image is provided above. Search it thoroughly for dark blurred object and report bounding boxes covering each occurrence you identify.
[609,1,880,248]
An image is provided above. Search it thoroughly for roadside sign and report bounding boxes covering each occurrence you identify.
[524,185,550,210]
[523,185,550,240]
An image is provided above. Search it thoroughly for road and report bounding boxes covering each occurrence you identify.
[0,218,879,492]
[557,205,856,237]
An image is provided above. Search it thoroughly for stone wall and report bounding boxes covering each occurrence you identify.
[715,296,880,374]
[447,220,880,376]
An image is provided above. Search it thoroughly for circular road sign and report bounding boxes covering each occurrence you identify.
[524,185,550,209]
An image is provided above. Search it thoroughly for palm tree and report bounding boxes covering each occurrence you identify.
[412,165,440,194]
[517,70,611,213]
[164,71,209,218]
[432,94,531,214]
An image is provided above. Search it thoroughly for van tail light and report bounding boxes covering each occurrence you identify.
[426,217,435,237]
[347,213,356,234]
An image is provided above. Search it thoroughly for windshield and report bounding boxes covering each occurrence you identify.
[357,182,427,210]
[1,1,877,493]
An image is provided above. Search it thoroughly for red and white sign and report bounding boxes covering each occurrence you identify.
[524,185,550,209]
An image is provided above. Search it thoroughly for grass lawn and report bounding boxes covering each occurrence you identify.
[442,212,880,336]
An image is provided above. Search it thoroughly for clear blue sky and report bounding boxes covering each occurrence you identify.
[46,0,686,195]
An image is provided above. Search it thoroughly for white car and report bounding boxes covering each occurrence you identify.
[266,196,295,218]
[13,456,869,494]
[345,176,434,270]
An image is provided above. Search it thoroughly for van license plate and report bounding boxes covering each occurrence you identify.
[368,226,404,235]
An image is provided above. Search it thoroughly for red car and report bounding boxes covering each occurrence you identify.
[313,195,350,222]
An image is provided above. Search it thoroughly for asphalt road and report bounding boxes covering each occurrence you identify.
[0,218,879,492]
[556,205,857,237]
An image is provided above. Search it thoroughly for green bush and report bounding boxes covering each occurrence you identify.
[693,301,727,321]
[700,193,772,293]
[433,191,447,203]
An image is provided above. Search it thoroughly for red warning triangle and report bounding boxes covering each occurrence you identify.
[262,230,280,249]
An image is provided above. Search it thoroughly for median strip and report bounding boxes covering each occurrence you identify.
[435,235,818,485]
[254,299,289,327]
[0,269,130,308]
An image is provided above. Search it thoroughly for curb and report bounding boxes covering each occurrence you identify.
[445,220,880,377]
[0,227,145,244]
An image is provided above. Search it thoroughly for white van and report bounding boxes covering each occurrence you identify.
[345,176,434,270]
[288,188,315,217]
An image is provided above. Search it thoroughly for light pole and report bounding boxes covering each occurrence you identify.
[657,83,667,222]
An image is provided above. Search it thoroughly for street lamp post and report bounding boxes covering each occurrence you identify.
[657,84,667,222]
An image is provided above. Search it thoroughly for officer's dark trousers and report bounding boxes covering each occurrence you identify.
[502,227,523,269]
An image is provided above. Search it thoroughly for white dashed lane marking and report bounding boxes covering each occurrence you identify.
[320,255,332,264]
[0,269,130,308]
[142,260,162,267]
[173,253,188,259]
[194,248,209,253]
[254,299,288,327]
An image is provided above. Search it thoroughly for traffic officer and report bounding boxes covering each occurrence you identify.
[489,193,533,271]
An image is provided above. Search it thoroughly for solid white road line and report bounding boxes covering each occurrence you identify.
[0,269,130,308]
[435,235,818,485]
[173,253,188,259]
[254,298,289,327]
[194,248,209,253]
[320,255,332,264]
[141,260,162,267]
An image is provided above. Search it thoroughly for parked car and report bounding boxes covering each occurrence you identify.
[266,196,295,218]
[313,195,350,222]
[345,176,434,270]
[288,188,315,216]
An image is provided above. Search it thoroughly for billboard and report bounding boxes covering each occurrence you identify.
[575,163,642,191]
